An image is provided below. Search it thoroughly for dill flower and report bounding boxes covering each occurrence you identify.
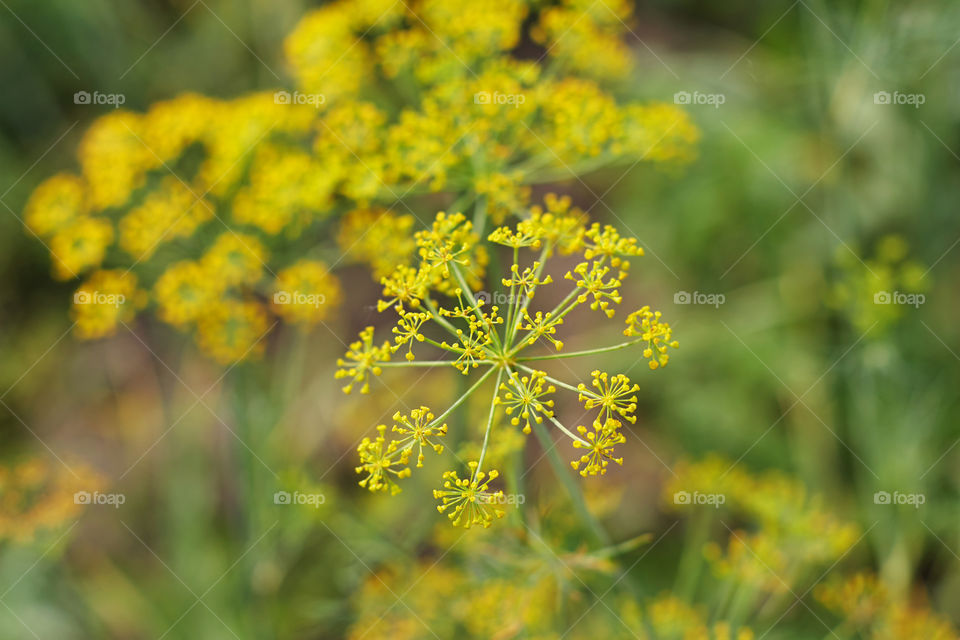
[0,458,103,542]
[816,573,958,640]
[355,425,413,495]
[433,463,506,529]
[571,418,626,477]
[49,217,114,280]
[624,306,679,369]
[201,232,267,287]
[271,260,341,325]
[153,261,224,328]
[23,173,87,237]
[195,299,270,364]
[335,327,393,394]
[497,370,555,434]
[390,407,448,467]
[22,0,697,370]
[339,201,679,527]
[71,270,146,339]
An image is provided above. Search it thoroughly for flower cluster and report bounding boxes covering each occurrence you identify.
[22,0,696,364]
[0,457,103,542]
[828,234,928,334]
[665,457,861,594]
[339,199,679,527]
[815,573,958,640]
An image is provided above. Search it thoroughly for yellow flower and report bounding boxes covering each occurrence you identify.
[0,457,104,543]
[118,178,213,260]
[23,173,88,237]
[154,260,224,328]
[577,370,639,423]
[195,299,270,364]
[570,418,626,477]
[271,260,342,325]
[355,424,412,495]
[49,217,114,280]
[77,111,155,211]
[201,232,267,287]
[337,208,416,279]
[336,326,393,394]
[624,306,678,369]
[390,406,447,467]
[71,270,146,339]
[433,462,506,528]
[496,370,555,434]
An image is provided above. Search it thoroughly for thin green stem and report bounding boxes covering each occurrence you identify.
[428,366,496,429]
[516,364,581,395]
[516,337,646,362]
[378,359,494,368]
[450,261,504,354]
[474,368,505,477]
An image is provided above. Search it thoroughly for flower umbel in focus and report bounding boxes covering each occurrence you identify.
[338,197,680,528]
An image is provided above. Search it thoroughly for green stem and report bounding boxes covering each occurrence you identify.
[378,359,493,368]
[474,368,505,477]
[517,337,646,362]
[429,366,496,428]
[516,364,581,394]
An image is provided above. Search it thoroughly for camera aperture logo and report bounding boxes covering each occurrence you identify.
[873,490,925,509]
[273,90,326,108]
[673,490,725,508]
[474,91,526,108]
[74,490,126,508]
[74,291,126,307]
[273,490,325,508]
[74,90,126,108]
[873,290,924,308]
[873,91,925,108]
[674,290,725,308]
[673,91,725,108]
[273,291,326,308]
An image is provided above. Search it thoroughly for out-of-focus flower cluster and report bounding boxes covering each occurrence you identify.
[828,234,928,334]
[23,0,696,364]
[345,527,755,640]
[338,199,678,528]
[0,457,102,543]
[816,572,958,640]
[665,457,860,594]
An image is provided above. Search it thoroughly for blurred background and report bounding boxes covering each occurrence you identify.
[1,0,958,637]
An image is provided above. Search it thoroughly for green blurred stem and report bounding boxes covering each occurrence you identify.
[674,507,711,601]
[529,418,609,546]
